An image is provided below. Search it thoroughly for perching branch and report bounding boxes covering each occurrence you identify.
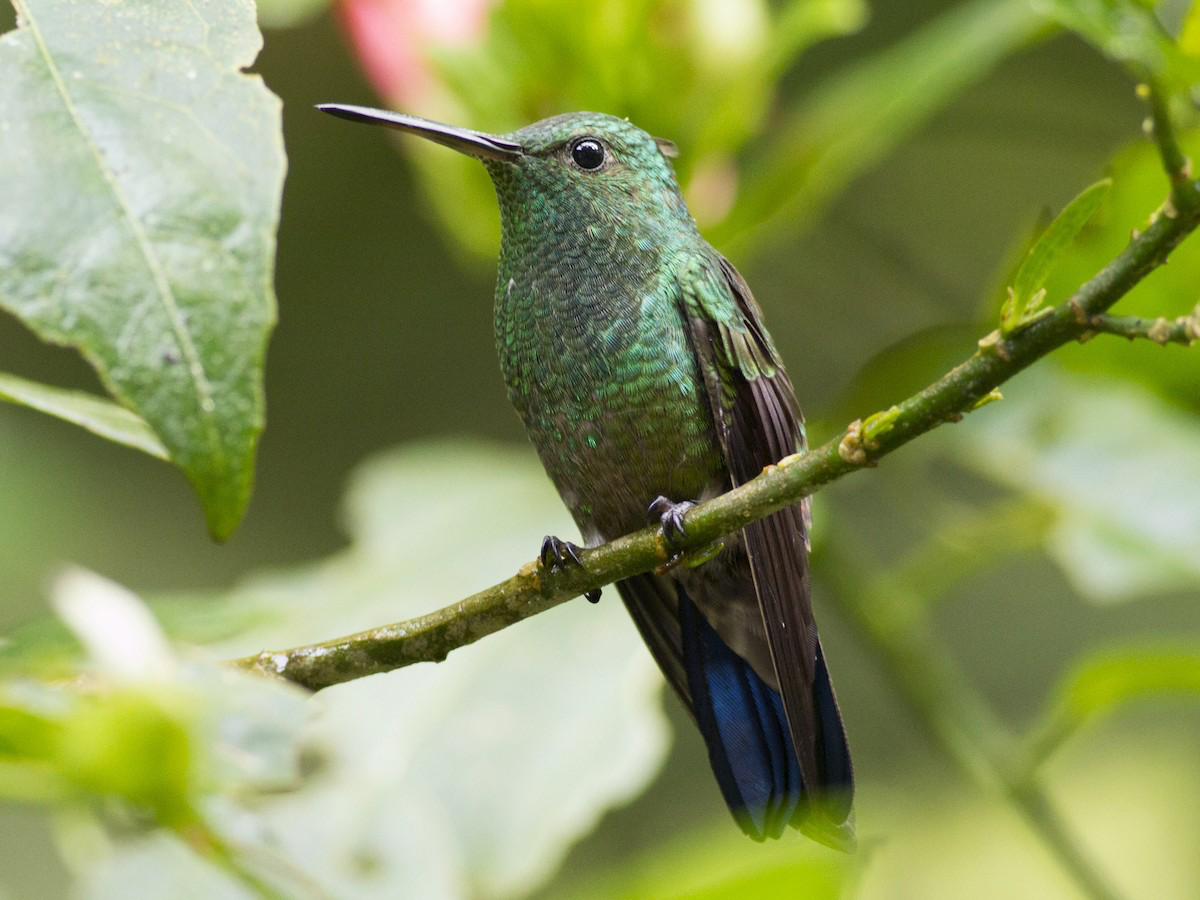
[236,191,1200,691]
[235,95,1200,694]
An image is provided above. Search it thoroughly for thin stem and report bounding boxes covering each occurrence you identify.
[1140,80,1194,201]
[1008,778,1124,900]
[822,536,1122,900]
[186,819,291,900]
[1087,307,1200,346]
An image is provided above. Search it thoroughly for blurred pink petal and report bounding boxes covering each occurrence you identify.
[338,0,494,104]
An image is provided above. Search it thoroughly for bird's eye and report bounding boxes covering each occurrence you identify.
[570,138,606,171]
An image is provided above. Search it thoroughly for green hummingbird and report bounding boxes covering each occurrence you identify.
[319,103,854,847]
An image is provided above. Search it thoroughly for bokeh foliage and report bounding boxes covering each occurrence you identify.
[1,0,1198,898]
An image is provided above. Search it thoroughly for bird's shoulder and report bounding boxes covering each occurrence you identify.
[674,249,785,385]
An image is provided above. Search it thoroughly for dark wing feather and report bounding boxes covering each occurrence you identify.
[682,252,847,819]
[615,574,690,708]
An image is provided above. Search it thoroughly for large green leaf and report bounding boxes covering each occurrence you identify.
[952,366,1200,602]
[0,0,284,538]
[22,442,670,899]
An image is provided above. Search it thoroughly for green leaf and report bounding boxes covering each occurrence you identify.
[0,568,310,869]
[1040,0,1200,86]
[0,372,167,460]
[256,0,331,29]
[1181,1,1200,59]
[0,0,284,539]
[58,690,196,827]
[1041,130,1200,409]
[951,366,1200,602]
[766,0,869,74]
[1001,178,1112,334]
[564,822,853,900]
[1056,646,1200,721]
[1010,179,1111,306]
[1029,645,1200,759]
[0,706,59,761]
[45,567,309,793]
[33,442,669,899]
[0,701,67,804]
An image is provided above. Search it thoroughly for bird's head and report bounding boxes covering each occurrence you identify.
[318,105,693,244]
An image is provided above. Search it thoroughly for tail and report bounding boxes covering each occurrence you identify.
[678,589,854,847]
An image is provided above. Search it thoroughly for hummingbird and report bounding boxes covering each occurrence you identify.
[319,103,854,847]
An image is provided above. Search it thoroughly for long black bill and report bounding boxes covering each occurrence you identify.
[317,104,523,163]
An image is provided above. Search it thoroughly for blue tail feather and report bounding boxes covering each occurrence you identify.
[678,588,850,842]
[678,590,799,840]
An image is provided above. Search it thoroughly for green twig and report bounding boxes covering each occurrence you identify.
[233,177,1200,691]
[1007,778,1123,900]
[1086,307,1200,345]
[821,533,1123,900]
[187,820,291,900]
[1139,80,1195,203]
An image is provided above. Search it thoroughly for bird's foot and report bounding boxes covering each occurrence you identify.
[647,496,723,574]
[539,535,601,603]
[647,495,696,551]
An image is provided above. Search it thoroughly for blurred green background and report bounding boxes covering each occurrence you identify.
[2,0,1199,897]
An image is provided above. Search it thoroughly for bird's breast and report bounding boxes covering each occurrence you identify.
[495,272,726,541]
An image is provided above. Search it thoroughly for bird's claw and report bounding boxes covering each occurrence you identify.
[538,535,601,604]
[647,496,723,574]
[540,534,582,569]
[646,495,697,552]
[646,495,699,573]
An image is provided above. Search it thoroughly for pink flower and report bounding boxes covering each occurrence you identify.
[338,0,495,104]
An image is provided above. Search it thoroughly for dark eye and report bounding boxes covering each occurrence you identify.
[571,138,606,170]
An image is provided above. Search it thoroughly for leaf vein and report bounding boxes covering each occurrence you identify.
[14,0,224,461]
